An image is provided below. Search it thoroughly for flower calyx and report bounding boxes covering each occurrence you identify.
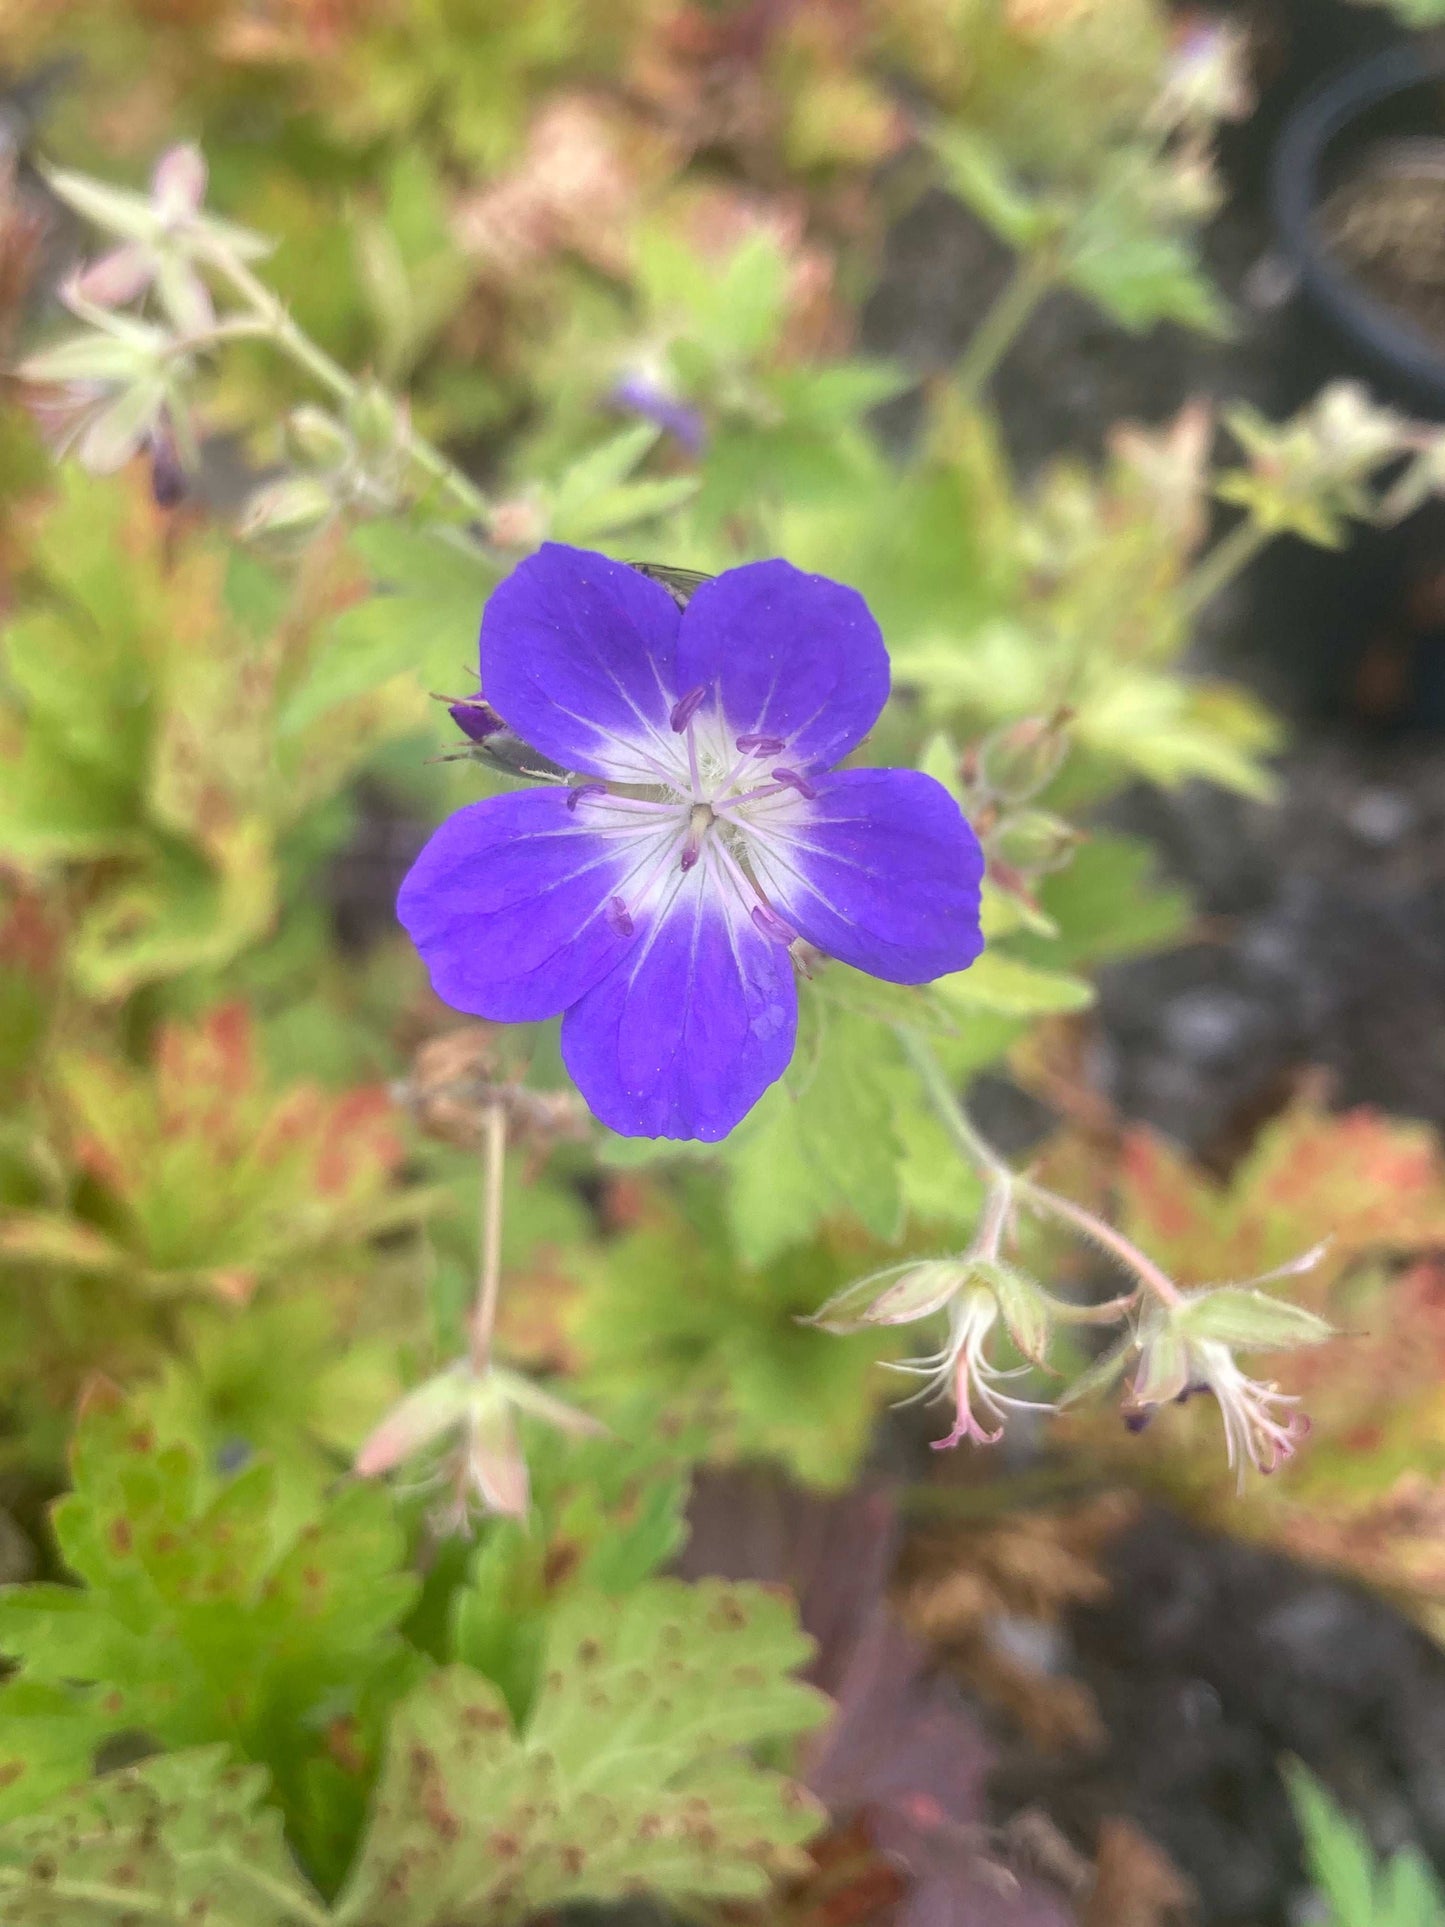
[355,1358,605,1530]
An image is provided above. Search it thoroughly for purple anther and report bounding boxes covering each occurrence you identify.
[770,766,817,800]
[750,903,796,945]
[736,734,785,755]
[607,896,634,938]
[679,843,700,873]
[670,685,709,733]
[566,783,608,812]
[449,698,507,744]
[1123,1410,1152,1435]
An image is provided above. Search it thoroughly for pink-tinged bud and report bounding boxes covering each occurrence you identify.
[354,1367,470,1478]
[770,766,817,800]
[670,685,709,733]
[975,713,1072,804]
[152,144,208,220]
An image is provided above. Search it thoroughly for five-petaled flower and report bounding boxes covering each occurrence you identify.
[399,543,984,1140]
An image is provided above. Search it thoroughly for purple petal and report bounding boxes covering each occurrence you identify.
[480,544,684,784]
[610,373,707,453]
[746,769,984,984]
[560,860,798,1140]
[397,787,648,1022]
[676,559,888,774]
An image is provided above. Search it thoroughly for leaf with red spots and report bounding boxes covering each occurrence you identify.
[336,1579,829,1926]
[0,1748,327,1925]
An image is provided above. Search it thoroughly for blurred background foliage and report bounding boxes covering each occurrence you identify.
[2,0,1445,1921]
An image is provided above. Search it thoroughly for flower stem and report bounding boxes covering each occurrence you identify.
[897,1028,1012,1183]
[201,246,493,527]
[956,252,1055,401]
[899,1028,1183,1311]
[1177,515,1270,620]
[469,1101,507,1373]
[1018,1182,1183,1308]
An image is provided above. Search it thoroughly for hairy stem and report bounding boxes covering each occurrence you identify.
[956,252,1055,401]
[201,246,493,526]
[900,1028,1183,1311]
[469,1101,508,1373]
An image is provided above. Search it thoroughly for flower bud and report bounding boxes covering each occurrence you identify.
[988,809,1084,876]
[975,712,1072,803]
[285,405,352,468]
[238,473,335,539]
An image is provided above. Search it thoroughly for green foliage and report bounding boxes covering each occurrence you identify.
[1287,1765,1445,1927]
[0,1749,328,1926]
[334,1581,827,1926]
[0,1396,419,1883]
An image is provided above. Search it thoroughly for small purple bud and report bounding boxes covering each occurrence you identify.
[750,903,796,945]
[771,766,818,800]
[149,430,187,510]
[737,734,785,755]
[449,698,507,744]
[566,783,608,812]
[607,896,634,937]
[670,685,709,733]
[610,372,707,454]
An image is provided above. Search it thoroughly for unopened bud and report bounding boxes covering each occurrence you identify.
[238,473,335,539]
[285,405,352,468]
[975,712,1072,803]
[347,379,406,459]
[988,809,1084,876]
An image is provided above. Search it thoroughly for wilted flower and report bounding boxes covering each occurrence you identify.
[355,1360,605,1528]
[1152,17,1254,132]
[818,1249,1056,1451]
[398,544,985,1140]
[47,145,270,339]
[1112,1270,1332,1487]
[19,302,190,476]
[891,1286,1054,1451]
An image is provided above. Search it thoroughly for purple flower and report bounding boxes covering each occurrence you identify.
[398,543,984,1141]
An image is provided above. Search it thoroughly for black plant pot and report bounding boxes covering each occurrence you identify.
[1272,40,1445,417]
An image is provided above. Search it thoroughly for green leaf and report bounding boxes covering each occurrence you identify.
[335,1582,827,1926]
[0,1750,327,1925]
[284,523,498,729]
[932,127,1055,251]
[936,950,1095,1017]
[726,1005,903,1266]
[808,966,959,1037]
[0,1399,420,1879]
[1285,1761,1445,1927]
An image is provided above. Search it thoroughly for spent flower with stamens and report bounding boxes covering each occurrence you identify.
[889,1286,1054,1451]
[1112,1272,1333,1486]
[399,544,985,1140]
[47,145,270,339]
